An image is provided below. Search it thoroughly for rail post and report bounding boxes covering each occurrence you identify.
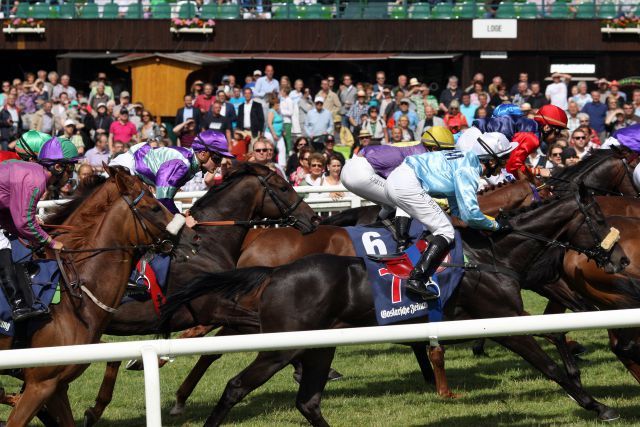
[141,346,162,427]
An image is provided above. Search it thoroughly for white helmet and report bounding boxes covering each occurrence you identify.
[457,128,517,159]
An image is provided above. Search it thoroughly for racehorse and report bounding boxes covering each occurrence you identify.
[82,162,319,426]
[0,167,180,426]
[159,186,628,426]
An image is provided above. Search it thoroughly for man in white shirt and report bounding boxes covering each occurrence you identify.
[545,72,571,111]
[253,65,279,121]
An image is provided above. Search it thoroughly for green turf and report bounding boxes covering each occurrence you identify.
[1,291,639,425]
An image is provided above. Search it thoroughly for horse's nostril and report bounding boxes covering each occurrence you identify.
[621,257,630,268]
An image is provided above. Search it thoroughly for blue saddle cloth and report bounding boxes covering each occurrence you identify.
[346,222,465,326]
[3,240,61,337]
[122,253,171,304]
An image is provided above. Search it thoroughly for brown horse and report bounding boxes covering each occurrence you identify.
[1,167,180,426]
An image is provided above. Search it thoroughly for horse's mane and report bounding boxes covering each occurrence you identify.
[191,162,270,212]
[46,175,108,225]
[496,195,561,220]
[477,179,522,196]
[551,148,621,184]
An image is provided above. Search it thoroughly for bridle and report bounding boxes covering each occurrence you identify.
[256,170,306,228]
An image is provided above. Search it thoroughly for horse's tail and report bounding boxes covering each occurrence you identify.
[159,266,272,334]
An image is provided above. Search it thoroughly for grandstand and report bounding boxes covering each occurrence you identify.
[0,0,638,119]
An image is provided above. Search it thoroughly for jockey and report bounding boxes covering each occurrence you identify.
[601,123,640,188]
[385,132,516,299]
[341,126,454,251]
[0,137,79,322]
[109,130,234,224]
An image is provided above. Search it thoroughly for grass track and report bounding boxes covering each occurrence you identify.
[0,290,639,426]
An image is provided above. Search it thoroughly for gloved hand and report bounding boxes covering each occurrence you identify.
[494,216,513,233]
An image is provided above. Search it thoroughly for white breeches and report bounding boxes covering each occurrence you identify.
[0,232,10,250]
[385,162,455,243]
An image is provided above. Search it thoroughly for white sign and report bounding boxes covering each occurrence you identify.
[472,19,517,39]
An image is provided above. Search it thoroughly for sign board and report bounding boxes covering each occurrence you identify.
[472,19,517,39]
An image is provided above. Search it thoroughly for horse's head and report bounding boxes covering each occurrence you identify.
[105,166,186,251]
[565,183,630,274]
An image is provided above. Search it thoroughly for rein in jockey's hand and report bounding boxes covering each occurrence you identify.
[184,212,197,229]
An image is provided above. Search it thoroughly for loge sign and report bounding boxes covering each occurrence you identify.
[472,19,518,39]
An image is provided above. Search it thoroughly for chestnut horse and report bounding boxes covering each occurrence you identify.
[159,188,629,425]
[0,167,180,426]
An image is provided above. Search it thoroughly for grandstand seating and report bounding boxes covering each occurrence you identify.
[3,0,634,21]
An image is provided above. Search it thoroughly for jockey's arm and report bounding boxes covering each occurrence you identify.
[453,167,498,231]
[10,180,56,248]
[505,132,540,175]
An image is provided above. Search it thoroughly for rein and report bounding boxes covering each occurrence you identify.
[196,217,299,227]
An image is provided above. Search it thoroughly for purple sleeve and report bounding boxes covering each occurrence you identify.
[9,167,53,246]
[155,159,193,213]
[363,144,426,178]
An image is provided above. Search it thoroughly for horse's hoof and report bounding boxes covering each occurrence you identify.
[328,368,343,381]
[83,409,97,427]
[568,341,588,357]
[169,402,185,416]
[472,347,488,357]
[125,359,143,371]
[598,407,620,421]
[438,391,462,399]
[293,371,302,384]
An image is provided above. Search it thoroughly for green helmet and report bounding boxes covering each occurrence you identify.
[15,130,52,161]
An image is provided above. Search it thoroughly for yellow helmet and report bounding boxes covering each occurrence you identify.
[421,126,454,149]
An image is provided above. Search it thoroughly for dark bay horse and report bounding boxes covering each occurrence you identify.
[1,167,179,426]
[160,188,628,426]
[82,163,319,426]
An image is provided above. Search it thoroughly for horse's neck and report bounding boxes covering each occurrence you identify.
[478,181,532,217]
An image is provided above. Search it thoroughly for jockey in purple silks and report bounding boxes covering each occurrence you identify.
[341,126,455,251]
[0,137,79,322]
[109,130,235,227]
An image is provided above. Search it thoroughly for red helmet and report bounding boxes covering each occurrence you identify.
[533,105,568,129]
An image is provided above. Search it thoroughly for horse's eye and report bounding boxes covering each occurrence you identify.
[280,186,288,192]
[151,205,162,212]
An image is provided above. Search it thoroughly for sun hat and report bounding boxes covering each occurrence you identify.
[359,129,372,138]
[409,78,420,87]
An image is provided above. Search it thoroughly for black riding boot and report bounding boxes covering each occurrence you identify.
[0,249,48,323]
[394,216,412,252]
[405,235,450,300]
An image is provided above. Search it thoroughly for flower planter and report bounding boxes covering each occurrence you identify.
[170,27,214,34]
[3,27,45,34]
[600,27,640,34]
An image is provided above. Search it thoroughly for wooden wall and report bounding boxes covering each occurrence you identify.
[123,58,200,117]
[1,19,638,53]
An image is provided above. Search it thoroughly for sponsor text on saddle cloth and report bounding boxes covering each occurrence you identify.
[346,222,464,325]
[2,240,61,337]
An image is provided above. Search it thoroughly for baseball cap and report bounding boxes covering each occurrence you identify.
[97,102,107,109]
[400,98,411,104]
[357,90,366,97]
[64,119,76,127]
[120,91,130,98]
[253,70,262,76]
[314,96,325,104]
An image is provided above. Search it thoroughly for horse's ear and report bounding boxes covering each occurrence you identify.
[105,163,117,178]
[113,169,132,195]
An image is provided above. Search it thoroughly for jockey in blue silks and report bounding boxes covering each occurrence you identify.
[385,132,516,299]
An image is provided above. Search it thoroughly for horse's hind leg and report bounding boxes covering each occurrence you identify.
[171,354,222,416]
[428,345,458,398]
[83,361,121,427]
[542,332,582,388]
[295,348,336,427]
[493,335,618,421]
[204,350,298,427]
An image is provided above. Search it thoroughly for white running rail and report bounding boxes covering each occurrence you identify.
[2,309,640,426]
[37,185,372,216]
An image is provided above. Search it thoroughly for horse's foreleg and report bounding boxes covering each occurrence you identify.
[428,345,458,398]
[43,383,74,427]
[205,350,298,427]
[542,332,582,387]
[0,388,19,407]
[410,343,435,384]
[83,361,121,427]
[295,348,335,427]
[494,335,618,421]
[609,329,640,382]
[6,378,58,427]
[170,354,222,416]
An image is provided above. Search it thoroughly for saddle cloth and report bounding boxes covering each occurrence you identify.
[345,222,465,326]
[123,253,171,314]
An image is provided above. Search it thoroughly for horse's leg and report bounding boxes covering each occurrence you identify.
[543,300,587,356]
[493,335,618,421]
[295,348,335,427]
[6,378,58,426]
[428,345,459,398]
[0,389,19,407]
[204,350,298,427]
[170,354,222,416]
[609,329,640,383]
[541,332,582,387]
[410,343,435,384]
[471,339,488,357]
[43,383,74,427]
[83,361,121,427]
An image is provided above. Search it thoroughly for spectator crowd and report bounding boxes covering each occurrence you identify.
[1,65,639,196]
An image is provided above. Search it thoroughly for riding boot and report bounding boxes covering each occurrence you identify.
[405,235,450,300]
[394,216,412,252]
[0,249,49,323]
